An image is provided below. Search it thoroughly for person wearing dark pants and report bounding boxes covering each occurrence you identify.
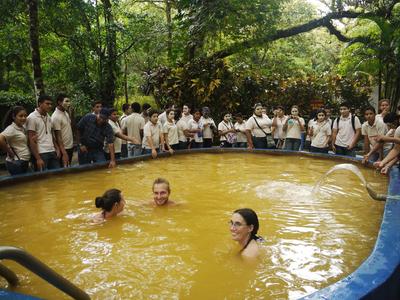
[52,94,74,167]
[26,95,61,171]
[332,102,361,158]
[77,108,117,168]
[245,103,272,149]
[0,106,31,175]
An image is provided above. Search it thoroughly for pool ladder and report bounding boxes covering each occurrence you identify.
[0,246,90,300]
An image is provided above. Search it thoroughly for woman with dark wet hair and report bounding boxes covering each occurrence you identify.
[229,208,263,258]
[94,189,125,222]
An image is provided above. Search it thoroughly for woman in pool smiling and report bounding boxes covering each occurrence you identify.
[230,208,263,259]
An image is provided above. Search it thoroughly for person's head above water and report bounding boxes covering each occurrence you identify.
[152,178,171,206]
[230,208,261,258]
[95,188,125,218]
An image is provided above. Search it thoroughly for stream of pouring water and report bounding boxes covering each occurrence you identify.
[312,163,386,201]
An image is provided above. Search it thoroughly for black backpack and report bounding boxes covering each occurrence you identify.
[334,115,356,132]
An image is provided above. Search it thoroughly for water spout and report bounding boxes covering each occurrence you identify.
[313,163,387,201]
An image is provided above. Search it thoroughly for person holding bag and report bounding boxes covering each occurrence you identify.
[0,106,31,175]
[283,105,305,151]
[218,113,237,148]
[245,103,272,149]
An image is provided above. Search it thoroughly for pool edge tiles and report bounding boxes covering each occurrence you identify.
[302,164,400,300]
[0,148,397,300]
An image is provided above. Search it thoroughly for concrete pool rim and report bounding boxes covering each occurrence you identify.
[0,148,399,299]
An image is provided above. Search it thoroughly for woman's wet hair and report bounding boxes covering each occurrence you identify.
[95,189,122,212]
[234,208,260,240]
[152,177,170,193]
[3,106,27,129]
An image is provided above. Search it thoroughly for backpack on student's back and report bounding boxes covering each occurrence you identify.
[334,115,356,132]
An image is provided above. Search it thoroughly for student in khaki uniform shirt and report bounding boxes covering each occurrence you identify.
[0,106,31,175]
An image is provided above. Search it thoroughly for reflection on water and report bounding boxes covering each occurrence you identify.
[0,153,387,299]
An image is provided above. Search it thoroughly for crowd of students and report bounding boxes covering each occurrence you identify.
[0,94,398,176]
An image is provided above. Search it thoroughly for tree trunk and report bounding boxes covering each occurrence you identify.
[102,0,117,107]
[95,0,104,102]
[165,0,173,61]
[124,54,128,103]
[27,0,45,99]
[378,55,382,100]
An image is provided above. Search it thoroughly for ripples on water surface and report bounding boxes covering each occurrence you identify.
[0,153,387,299]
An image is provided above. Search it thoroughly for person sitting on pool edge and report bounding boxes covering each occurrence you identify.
[94,188,125,222]
[151,177,176,206]
[229,208,264,259]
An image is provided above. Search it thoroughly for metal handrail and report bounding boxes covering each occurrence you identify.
[0,246,90,300]
[0,263,18,286]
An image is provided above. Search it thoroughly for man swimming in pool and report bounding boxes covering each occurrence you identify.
[151,177,176,206]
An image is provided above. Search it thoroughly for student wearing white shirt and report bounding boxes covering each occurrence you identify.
[188,108,203,149]
[181,104,193,125]
[122,102,145,157]
[0,106,31,175]
[142,109,165,158]
[371,113,400,173]
[304,111,317,152]
[331,102,362,157]
[376,99,390,127]
[271,106,288,149]
[245,103,272,149]
[105,108,138,160]
[52,94,74,167]
[176,109,192,150]
[283,105,305,151]
[234,113,247,148]
[200,106,217,148]
[309,109,331,153]
[163,109,179,154]
[218,113,237,148]
[361,106,387,163]
[158,103,175,126]
[119,103,131,158]
[26,95,61,171]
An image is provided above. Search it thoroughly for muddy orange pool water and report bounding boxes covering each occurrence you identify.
[0,153,388,299]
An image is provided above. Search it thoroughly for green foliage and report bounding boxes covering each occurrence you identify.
[146,59,371,119]
[0,0,396,114]
[0,91,36,109]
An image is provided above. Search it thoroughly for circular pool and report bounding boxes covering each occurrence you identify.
[0,152,389,299]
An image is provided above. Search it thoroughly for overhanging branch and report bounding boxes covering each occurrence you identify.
[324,21,370,44]
[209,10,379,60]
